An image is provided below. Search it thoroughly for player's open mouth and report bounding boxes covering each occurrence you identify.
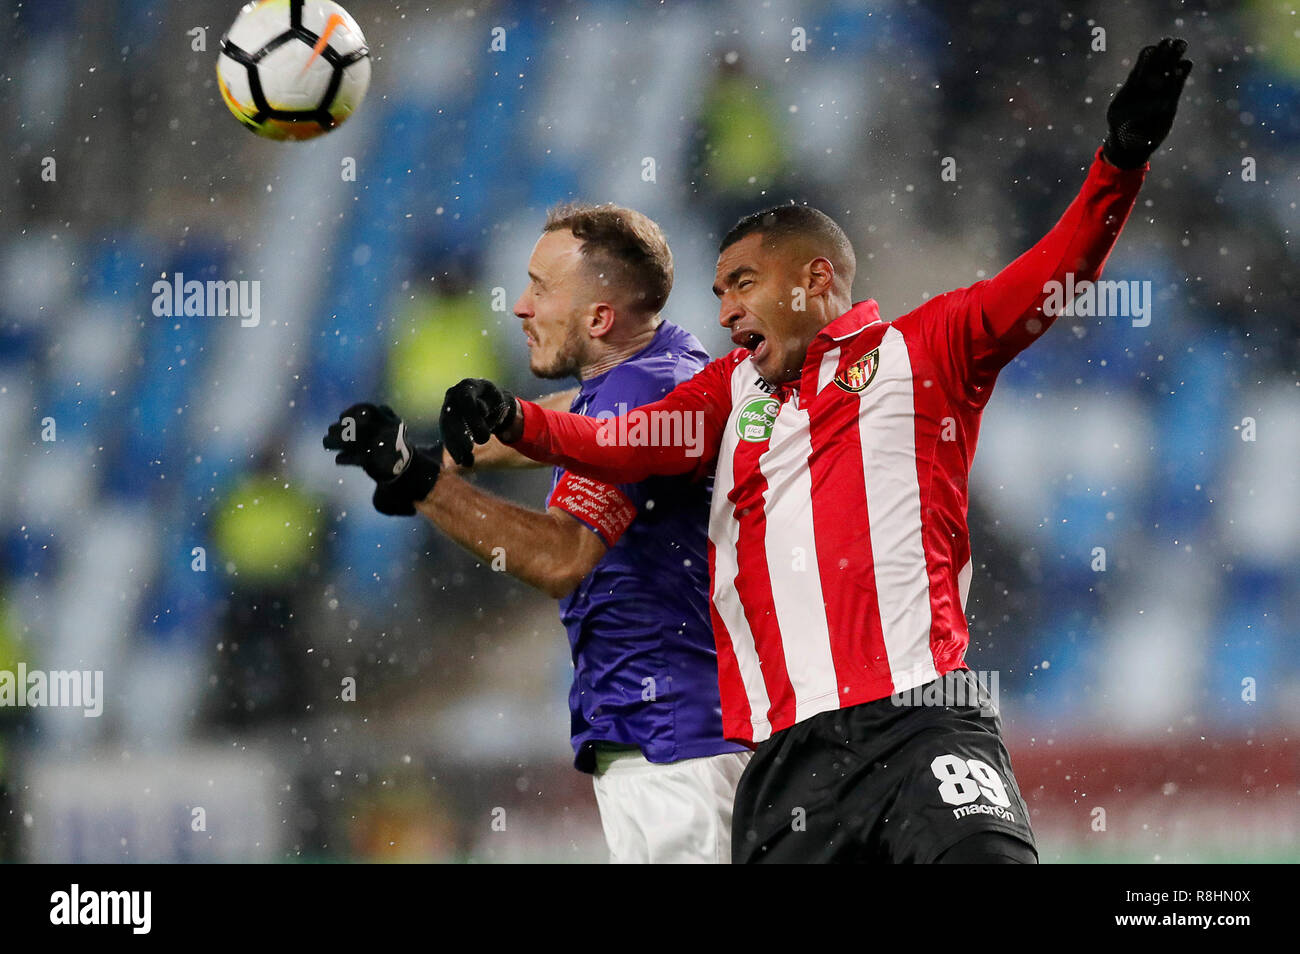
[734,330,767,361]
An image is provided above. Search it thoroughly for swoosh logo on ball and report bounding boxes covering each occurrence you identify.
[301,12,346,73]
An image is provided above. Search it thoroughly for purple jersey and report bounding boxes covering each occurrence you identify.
[547,320,746,772]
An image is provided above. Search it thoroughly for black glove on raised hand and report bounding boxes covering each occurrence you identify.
[1103,37,1193,169]
[440,378,518,468]
[322,403,440,516]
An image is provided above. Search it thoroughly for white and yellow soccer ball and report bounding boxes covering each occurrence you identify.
[217,0,371,141]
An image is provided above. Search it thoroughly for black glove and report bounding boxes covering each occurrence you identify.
[1102,37,1193,169]
[323,403,440,516]
[440,379,518,468]
[370,440,444,516]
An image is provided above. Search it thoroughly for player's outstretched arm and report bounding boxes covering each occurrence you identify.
[440,369,730,485]
[441,387,579,471]
[323,401,605,597]
[416,474,607,599]
[977,38,1192,354]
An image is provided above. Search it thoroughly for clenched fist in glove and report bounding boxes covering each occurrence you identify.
[323,403,441,516]
[440,379,520,468]
[1103,37,1193,169]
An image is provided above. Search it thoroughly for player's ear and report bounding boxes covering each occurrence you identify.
[807,257,836,297]
[588,301,617,338]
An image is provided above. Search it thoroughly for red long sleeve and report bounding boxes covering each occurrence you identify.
[891,146,1147,408]
[980,145,1146,348]
[509,351,742,484]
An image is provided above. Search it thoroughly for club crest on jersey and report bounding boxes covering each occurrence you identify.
[834,348,880,393]
[735,396,780,442]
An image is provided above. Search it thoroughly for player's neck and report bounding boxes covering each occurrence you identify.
[826,291,853,320]
[580,316,661,380]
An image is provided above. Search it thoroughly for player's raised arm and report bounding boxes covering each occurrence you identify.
[978,38,1191,351]
[890,39,1191,408]
[440,360,735,485]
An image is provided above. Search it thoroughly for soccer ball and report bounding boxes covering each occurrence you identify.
[217,0,371,141]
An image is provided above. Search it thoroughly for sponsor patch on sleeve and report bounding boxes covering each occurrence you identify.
[548,472,638,546]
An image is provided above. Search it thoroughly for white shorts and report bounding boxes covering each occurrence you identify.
[591,749,751,864]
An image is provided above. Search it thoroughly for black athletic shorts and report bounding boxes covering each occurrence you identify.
[732,668,1037,863]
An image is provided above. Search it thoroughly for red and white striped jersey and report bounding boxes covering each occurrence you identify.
[511,148,1146,744]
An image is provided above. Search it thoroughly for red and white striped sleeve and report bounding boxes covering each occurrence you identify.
[509,351,742,484]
